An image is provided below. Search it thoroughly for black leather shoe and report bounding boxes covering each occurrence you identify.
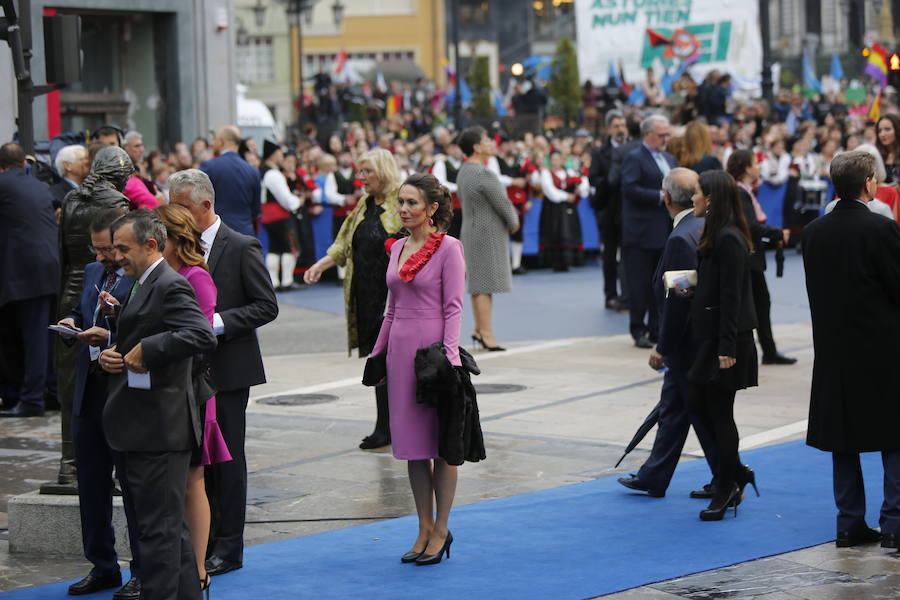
[634,334,654,349]
[205,555,242,576]
[762,353,797,365]
[359,433,391,450]
[68,573,122,595]
[0,403,45,417]
[836,526,882,547]
[617,475,665,497]
[512,266,527,275]
[112,577,141,600]
[58,461,77,486]
[690,483,715,499]
[605,297,621,310]
[881,533,900,549]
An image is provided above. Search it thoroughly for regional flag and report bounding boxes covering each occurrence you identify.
[866,43,889,88]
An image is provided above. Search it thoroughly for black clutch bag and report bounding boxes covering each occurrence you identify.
[362,353,387,386]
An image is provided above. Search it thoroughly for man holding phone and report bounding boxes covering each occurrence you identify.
[55,208,143,599]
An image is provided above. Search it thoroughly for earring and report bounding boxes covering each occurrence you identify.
[429,217,434,227]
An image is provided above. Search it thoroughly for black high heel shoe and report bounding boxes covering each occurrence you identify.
[737,465,760,498]
[415,531,453,565]
[401,549,423,563]
[200,574,211,600]
[699,484,741,521]
[471,334,506,352]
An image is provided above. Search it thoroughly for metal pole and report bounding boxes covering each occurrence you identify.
[298,18,304,129]
[759,0,773,106]
[452,0,461,129]
[5,0,35,154]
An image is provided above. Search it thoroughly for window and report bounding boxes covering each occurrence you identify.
[236,37,274,83]
[460,0,489,24]
[805,0,821,35]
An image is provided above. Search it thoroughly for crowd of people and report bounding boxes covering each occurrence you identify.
[5,60,900,598]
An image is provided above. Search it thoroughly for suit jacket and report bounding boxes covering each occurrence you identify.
[803,200,900,452]
[49,179,75,209]
[0,168,59,306]
[690,225,757,358]
[102,261,217,453]
[207,222,278,391]
[200,152,261,237]
[738,187,783,272]
[620,145,677,250]
[68,262,133,416]
[588,137,626,224]
[653,212,704,364]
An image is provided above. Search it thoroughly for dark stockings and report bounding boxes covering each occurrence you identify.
[689,382,741,500]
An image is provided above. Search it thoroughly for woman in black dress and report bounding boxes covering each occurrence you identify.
[304,149,403,449]
[688,170,759,521]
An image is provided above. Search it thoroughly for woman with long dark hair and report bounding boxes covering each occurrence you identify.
[876,114,900,185]
[688,170,759,521]
[369,173,465,565]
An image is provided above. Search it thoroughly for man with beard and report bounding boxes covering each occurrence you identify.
[57,208,142,599]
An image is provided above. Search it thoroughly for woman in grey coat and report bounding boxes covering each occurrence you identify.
[457,126,520,351]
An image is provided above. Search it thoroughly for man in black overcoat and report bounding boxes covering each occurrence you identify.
[168,169,278,576]
[803,150,900,548]
[0,143,59,417]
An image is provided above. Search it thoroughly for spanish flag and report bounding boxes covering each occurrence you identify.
[869,89,882,122]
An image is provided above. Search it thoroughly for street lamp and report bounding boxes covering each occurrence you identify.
[252,0,266,27]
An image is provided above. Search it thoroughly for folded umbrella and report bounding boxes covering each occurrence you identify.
[614,403,660,468]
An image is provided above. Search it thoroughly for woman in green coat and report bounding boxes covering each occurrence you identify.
[305,148,402,449]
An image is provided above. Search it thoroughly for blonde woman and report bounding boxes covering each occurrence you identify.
[304,149,403,449]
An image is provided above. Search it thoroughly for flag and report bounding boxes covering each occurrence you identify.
[627,86,646,106]
[830,52,844,81]
[445,77,472,108]
[386,94,402,117]
[494,90,508,117]
[869,89,882,121]
[607,61,618,86]
[375,71,387,93]
[802,50,821,92]
[866,43,888,87]
[618,60,632,95]
[335,48,348,75]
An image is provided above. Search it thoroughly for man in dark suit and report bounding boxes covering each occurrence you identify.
[200,126,261,237]
[58,208,142,599]
[0,143,59,417]
[168,169,278,576]
[100,210,217,599]
[51,144,90,211]
[620,115,676,348]
[804,151,900,548]
[588,110,629,310]
[618,168,717,497]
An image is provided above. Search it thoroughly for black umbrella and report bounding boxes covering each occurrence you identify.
[614,403,661,468]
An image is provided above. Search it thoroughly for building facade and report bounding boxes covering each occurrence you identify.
[1,0,236,151]
[234,0,445,128]
[770,0,896,56]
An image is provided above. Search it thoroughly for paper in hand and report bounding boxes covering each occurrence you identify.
[48,324,82,337]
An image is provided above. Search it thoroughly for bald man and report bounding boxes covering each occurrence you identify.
[200,126,261,236]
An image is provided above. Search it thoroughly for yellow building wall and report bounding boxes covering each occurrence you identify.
[303,0,445,84]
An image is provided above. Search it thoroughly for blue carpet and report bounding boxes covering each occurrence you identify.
[2,441,889,599]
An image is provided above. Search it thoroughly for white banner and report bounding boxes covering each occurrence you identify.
[575,0,763,88]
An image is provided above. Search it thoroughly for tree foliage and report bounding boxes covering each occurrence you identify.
[549,36,581,127]
[469,55,493,118]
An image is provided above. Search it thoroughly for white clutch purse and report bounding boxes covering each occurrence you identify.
[662,269,697,296]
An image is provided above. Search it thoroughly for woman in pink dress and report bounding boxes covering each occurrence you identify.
[370,173,465,566]
[157,204,231,594]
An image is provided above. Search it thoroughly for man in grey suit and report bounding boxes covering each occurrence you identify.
[100,210,217,600]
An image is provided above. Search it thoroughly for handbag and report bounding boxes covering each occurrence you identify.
[261,201,291,224]
[192,354,216,403]
[362,353,387,386]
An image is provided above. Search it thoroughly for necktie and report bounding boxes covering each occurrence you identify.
[103,270,117,293]
[129,281,141,302]
[654,152,671,177]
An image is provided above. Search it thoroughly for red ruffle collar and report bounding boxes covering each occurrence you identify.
[398,233,446,282]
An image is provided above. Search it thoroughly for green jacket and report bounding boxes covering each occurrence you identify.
[326,191,402,354]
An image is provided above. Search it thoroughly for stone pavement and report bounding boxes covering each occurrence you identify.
[2,259,898,598]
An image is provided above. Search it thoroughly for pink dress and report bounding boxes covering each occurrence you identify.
[371,234,466,460]
[178,265,232,466]
[124,175,159,209]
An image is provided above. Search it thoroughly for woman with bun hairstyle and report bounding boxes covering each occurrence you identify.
[370,172,465,566]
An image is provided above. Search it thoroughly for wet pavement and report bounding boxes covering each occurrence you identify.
[3,257,898,599]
